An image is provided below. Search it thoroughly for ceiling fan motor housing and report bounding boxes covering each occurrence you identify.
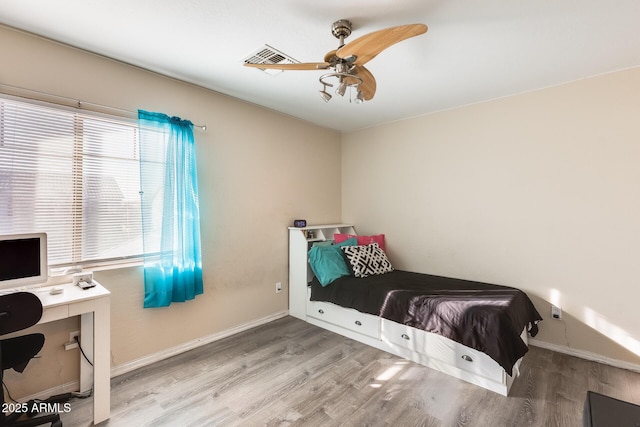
[331,19,353,41]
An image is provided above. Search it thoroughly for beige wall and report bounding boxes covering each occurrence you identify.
[1,26,342,397]
[342,67,640,365]
[3,22,639,400]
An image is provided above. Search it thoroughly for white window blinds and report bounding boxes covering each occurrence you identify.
[0,95,144,267]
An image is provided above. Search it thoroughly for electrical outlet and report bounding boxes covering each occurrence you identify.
[72,271,93,286]
[551,305,562,320]
[65,331,80,351]
[275,282,282,293]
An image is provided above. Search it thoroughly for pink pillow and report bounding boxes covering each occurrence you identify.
[334,233,386,252]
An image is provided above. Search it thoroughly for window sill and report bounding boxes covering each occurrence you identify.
[46,258,145,286]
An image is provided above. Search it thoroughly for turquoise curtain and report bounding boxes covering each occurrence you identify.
[138,110,203,308]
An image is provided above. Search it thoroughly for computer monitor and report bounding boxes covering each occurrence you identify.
[0,232,48,289]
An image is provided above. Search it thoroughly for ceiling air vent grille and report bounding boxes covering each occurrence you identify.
[243,45,299,75]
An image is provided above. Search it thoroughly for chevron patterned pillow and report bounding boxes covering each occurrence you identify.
[341,243,393,278]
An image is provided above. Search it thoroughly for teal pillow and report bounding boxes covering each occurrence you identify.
[308,238,357,286]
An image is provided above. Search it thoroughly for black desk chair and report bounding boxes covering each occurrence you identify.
[1,292,62,427]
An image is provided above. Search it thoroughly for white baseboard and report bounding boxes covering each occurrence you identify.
[110,310,289,378]
[18,381,80,402]
[529,338,640,374]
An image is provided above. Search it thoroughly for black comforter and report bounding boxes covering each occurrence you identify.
[310,270,542,375]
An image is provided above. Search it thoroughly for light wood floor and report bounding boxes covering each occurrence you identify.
[61,316,640,427]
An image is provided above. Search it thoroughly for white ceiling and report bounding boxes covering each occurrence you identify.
[1,0,639,132]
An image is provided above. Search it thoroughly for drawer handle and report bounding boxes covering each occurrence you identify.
[461,354,473,363]
[355,320,362,326]
[401,333,410,341]
[318,309,324,314]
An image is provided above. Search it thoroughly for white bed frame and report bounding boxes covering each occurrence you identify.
[288,224,525,396]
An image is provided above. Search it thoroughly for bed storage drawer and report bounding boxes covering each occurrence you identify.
[307,300,380,339]
[381,319,504,381]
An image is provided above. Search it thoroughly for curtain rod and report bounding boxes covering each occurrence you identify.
[0,83,207,131]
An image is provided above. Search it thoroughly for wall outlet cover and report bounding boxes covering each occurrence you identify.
[72,271,93,285]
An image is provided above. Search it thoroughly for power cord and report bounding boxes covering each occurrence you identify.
[562,317,571,349]
[74,335,93,367]
[2,379,19,403]
[2,336,95,419]
[71,388,93,399]
[2,384,93,420]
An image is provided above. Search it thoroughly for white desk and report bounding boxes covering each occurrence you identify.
[31,281,111,424]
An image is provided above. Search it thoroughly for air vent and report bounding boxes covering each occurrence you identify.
[243,45,299,75]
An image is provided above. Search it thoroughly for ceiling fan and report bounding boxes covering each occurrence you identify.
[244,20,428,103]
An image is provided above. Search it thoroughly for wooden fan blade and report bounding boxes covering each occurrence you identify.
[244,62,330,70]
[324,49,338,63]
[341,66,376,100]
[336,23,427,65]
[355,65,376,100]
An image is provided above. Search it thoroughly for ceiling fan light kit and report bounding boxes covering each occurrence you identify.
[244,19,427,104]
[319,84,332,102]
[318,64,364,103]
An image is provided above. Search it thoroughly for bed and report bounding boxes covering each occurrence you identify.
[310,270,542,376]
[288,225,543,395]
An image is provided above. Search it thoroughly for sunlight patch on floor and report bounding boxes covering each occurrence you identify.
[369,361,410,388]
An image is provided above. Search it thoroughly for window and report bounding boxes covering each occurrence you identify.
[0,95,149,268]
